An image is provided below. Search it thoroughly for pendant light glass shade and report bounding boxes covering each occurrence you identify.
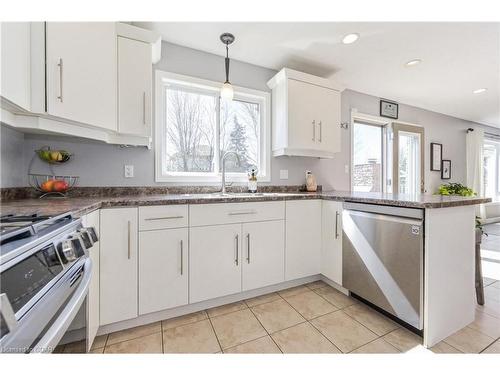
[221,82,234,101]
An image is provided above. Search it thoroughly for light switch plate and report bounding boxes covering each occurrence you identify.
[279,169,289,180]
[124,165,134,178]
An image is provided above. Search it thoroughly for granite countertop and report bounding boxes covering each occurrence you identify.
[0,190,491,218]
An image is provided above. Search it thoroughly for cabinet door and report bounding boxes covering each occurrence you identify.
[46,22,117,131]
[316,87,341,153]
[139,228,188,315]
[81,210,100,351]
[242,220,285,291]
[1,22,31,110]
[321,201,343,284]
[287,79,318,150]
[189,224,242,303]
[285,200,322,280]
[100,208,138,325]
[118,37,152,136]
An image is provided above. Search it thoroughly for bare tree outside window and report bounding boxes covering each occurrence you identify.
[165,88,216,172]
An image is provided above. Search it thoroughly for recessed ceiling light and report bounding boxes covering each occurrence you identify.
[342,33,359,44]
[405,59,422,67]
[473,88,487,94]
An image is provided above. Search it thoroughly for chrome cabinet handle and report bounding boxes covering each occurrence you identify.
[142,92,146,125]
[335,211,340,239]
[228,210,257,216]
[57,58,63,102]
[312,120,316,141]
[144,215,184,221]
[180,240,184,275]
[319,121,322,142]
[235,234,239,266]
[0,293,17,334]
[246,233,251,263]
[127,220,131,259]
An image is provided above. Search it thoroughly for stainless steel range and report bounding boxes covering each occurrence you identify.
[0,212,98,353]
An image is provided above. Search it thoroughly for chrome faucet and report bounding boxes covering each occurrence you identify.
[221,151,240,194]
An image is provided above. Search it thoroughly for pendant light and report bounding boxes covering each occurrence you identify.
[220,32,235,101]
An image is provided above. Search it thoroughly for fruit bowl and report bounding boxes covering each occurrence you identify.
[35,146,72,164]
[29,174,79,198]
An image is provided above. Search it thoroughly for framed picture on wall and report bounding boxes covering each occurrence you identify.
[430,142,442,171]
[380,99,399,119]
[441,160,451,179]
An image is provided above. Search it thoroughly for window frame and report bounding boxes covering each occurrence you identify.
[155,70,271,183]
[483,138,500,197]
[350,110,389,193]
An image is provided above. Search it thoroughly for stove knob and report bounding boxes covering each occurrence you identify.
[58,238,78,263]
[84,227,98,242]
[78,229,94,249]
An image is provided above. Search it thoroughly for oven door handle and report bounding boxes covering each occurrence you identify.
[31,258,93,353]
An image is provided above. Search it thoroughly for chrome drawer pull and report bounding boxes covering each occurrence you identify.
[180,240,184,275]
[246,233,251,263]
[228,210,257,216]
[57,58,63,102]
[144,215,184,221]
[127,220,131,259]
[235,234,239,266]
[335,211,340,239]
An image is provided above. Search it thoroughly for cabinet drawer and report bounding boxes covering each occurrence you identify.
[190,201,285,227]
[139,205,188,231]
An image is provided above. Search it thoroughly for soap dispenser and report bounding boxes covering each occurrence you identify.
[248,168,258,193]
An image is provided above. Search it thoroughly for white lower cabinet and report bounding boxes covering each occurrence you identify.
[189,224,242,303]
[81,210,100,352]
[242,220,285,291]
[321,201,343,285]
[99,208,138,325]
[139,228,188,314]
[285,200,322,280]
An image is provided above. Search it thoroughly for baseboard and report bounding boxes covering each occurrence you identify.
[97,274,340,336]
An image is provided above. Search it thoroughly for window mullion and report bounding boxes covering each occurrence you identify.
[214,95,221,174]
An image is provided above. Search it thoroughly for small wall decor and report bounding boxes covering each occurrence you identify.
[441,160,451,179]
[380,99,399,119]
[430,142,442,171]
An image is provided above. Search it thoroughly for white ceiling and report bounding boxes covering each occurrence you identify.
[135,22,500,128]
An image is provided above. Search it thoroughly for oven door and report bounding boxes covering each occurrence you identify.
[32,258,92,353]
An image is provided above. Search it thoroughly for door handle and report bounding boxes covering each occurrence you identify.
[142,92,146,125]
[57,58,63,102]
[127,220,131,259]
[180,240,184,275]
[246,233,251,263]
[312,120,316,141]
[235,234,239,266]
[335,211,340,239]
[319,121,322,142]
[0,293,17,334]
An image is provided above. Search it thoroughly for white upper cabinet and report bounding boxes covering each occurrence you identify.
[118,36,152,137]
[267,68,343,158]
[46,22,118,131]
[1,22,31,111]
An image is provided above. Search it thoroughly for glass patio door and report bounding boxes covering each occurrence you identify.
[392,123,425,194]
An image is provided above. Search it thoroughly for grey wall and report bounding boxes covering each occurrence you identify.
[2,41,499,192]
[1,125,25,187]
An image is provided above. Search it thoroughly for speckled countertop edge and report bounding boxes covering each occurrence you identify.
[0,190,491,218]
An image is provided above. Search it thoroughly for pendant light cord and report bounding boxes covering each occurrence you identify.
[225,43,230,84]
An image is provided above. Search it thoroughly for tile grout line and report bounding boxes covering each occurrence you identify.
[279,292,344,353]
[207,315,224,354]
[247,304,284,353]
[160,320,164,353]
[480,338,499,354]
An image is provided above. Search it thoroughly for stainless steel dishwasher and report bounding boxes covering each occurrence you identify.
[342,202,424,330]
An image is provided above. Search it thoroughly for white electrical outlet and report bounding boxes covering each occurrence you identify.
[124,165,134,178]
[279,169,289,180]
[344,164,349,174]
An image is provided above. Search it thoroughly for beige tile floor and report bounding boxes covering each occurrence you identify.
[57,279,500,354]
